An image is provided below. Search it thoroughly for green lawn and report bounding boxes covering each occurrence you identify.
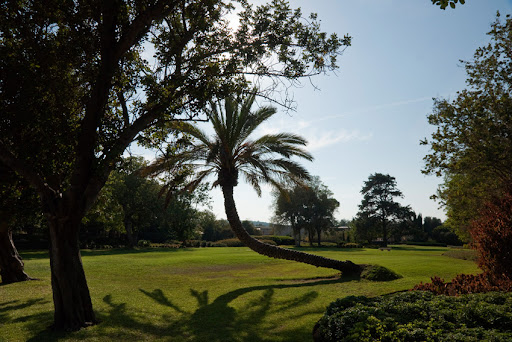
[0,246,479,342]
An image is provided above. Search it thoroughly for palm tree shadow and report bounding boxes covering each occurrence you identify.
[140,276,352,341]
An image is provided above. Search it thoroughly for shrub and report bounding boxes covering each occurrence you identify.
[314,291,512,342]
[215,238,244,247]
[361,265,402,281]
[258,239,277,246]
[442,249,478,262]
[137,240,151,247]
[413,273,512,296]
[210,242,227,247]
[255,235,295,245]
[470,190,512,280]
[337,242,362,248]
[402,241,447,247]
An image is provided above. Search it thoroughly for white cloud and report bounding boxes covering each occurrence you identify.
[305,129,373,151]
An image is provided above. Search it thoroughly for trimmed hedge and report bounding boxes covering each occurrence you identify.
[314,291,512,342]
[255,235,295,245]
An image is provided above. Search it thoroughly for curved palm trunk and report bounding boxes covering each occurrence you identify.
[0,220,31,284]
[222,185,363,276]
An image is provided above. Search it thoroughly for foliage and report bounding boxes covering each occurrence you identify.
[413,273,512,296]
[432,225,463,245]
[254,235,295,245]
[470,189,512,280]
[337,242,362,249]
[199,213,235,242]
[143,92,313,199]
[241,220,260,236]
[422,14,512,238]
[137,240,152,248]
[314,291,512,342]
[423,216,443,240]
[442,249,477,261]
[273,176,339,246]
[215,238,245,247]
[432,0,465,10]
[0,0,349,328]
[354,173,412,246]
[361,265,402,281]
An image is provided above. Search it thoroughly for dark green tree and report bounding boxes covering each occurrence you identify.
[422,14,512,240]
[0,0,349,329]
[143,94,363,275]
[423,216,443,240]
[352,213,379,245]
[274,176,339,246]
[357,173,410,247]
[273,184,310,246]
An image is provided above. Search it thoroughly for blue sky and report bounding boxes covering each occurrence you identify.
[134,0,512,222]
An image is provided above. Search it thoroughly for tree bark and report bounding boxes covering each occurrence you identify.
[222,185,363,276]
[47,211,96,331]
[0,220,31,284]
[293,226,301,247]
[124,218,136,247]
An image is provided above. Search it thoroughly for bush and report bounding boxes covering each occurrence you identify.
[255,235,295,245]
[314,291,512,342]
[137,240,151,247]
[413,273,512,296]
[361,265,402,281]
[443,249,478,262]
[215,238,244,247]
[470,190,512,280]
[402,241,447,247]
[210,242,227,247]
[337,242,362,248]
[258,239,277,246]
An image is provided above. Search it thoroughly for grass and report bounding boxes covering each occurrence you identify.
[0,245,479,342]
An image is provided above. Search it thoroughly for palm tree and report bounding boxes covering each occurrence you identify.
[144,94,363,276]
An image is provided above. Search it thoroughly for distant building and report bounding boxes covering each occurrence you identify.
[255,225,274,236]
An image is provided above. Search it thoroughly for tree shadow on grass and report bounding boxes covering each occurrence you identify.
[137,276,353,342]
[10,277,354,341]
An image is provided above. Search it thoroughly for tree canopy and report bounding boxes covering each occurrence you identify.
[0,0,350,330]
[356,173,411,246]
[421,14,512,239]
[273,176,339,246]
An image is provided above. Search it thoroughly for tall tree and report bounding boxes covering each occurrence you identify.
[143,94,363,275]
[0,0,349,330]
[273,184,310,247]
[421,14,512,239]
[357,173,409,247]
[273,176,339,247]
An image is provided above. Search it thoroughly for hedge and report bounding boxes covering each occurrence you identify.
[314,291,512,341]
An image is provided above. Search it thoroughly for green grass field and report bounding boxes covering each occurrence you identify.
[0,246,479,342]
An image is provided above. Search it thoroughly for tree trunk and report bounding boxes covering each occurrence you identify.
[292,224,301,247]
[0,220,31,284]
[308,228,315,246]
[124,218,135,247]
[382,220,388,247]
[316,228,322,247]
[222,185,363,275]
[47,212,96,331]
